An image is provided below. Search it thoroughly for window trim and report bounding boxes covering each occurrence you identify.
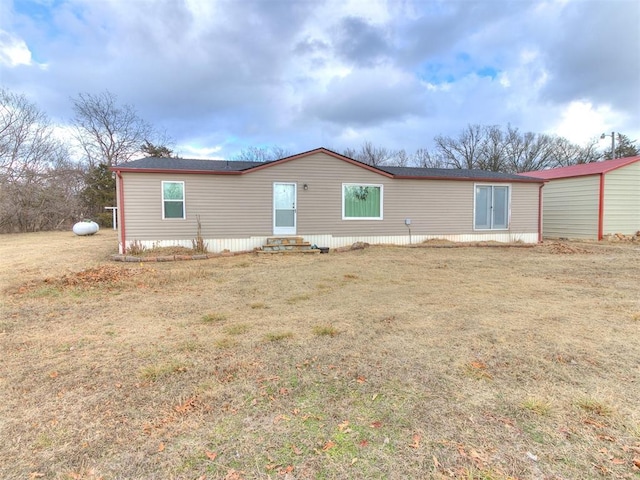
[342,183,384,220]
[473,183,511,231]
[162,181,186,220]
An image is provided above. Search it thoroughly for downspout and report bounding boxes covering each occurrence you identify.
[597,173,605,241]
[538,183,544,243]
[117,171,127,254]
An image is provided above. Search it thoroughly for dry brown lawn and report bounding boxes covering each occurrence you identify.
[1,230,639,480]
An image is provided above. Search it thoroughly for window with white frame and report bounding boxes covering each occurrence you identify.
[474,184,509,230]
[342,184,383,220]
[162,181,185,219]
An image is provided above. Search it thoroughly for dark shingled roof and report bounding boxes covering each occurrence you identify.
[378,165,541,181]
[113,150,542,183]
[113,157,263,172]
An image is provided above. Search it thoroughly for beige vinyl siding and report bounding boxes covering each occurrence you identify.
[121,152,540,243]
[603,162,640,235]
[542,175,599,239]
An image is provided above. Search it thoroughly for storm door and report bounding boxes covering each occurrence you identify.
[273,183,297,235]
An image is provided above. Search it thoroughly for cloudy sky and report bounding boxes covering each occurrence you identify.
[1,0,639,159]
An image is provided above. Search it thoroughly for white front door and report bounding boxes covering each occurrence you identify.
[273,183,297,235]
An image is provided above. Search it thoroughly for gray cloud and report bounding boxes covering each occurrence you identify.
[538,0,640,114]
[304,69,430,126]
[333,16,391,67]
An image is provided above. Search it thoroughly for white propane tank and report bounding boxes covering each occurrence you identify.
[72,220,99,236]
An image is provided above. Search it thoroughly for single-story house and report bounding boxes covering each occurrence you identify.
[523,156,640,240]
[111,147,544,254]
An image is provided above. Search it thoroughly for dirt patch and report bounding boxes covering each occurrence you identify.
[543,242,594,254]
[11,264,147,294]
[56,264,143,287]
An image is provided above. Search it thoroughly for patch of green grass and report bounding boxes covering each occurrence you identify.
[313,324,339,337]
[263,331,294,342]
[29,286,62,298]
[575,398,612,416]
[223,323,250,335]
[139,361,188,381]
[522,397,552,416]
[201,312,227,323]
[522,423,546,444]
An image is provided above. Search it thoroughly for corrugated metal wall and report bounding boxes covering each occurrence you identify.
[604,162,640,235]
[542,176,599,239]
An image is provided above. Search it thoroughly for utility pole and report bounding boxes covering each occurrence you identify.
[601,131,616,159]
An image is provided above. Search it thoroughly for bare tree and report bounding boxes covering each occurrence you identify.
[477,125,508,172]
[548,137,601,167]
[503,127,556,173]
[393,149,411,167]
[0,88,81,232]
[231,145,291,162]
[71,90,155,167]
[434,124,485,169]
[413,148,446,168]
[343,141,394,166]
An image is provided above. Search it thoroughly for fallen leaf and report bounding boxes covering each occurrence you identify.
[370,421,382,428]
[224,469,244,480]
[158,442,165,452]
[410,434,421,449]
[356,376,366,383]
[205,450,217,460]
[351,458,358,465]
[359,439,369,447]
[633,458,640,468]
[584,418,606,428]
[593,464,609,474]
[29,473,45,479]
[337,420,349,431]
[49,371,58,378]
[322,441,336,451]
[433,455,440,468]
[610,458,625,465]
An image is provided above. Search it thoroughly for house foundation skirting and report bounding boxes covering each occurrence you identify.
[120,232,538,254]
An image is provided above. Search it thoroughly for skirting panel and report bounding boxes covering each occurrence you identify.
[120,232,538,254]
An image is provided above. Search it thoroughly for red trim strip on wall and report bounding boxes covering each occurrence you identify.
[538,184,544,243]
[117,171,127,254]
[597,173,605,241]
